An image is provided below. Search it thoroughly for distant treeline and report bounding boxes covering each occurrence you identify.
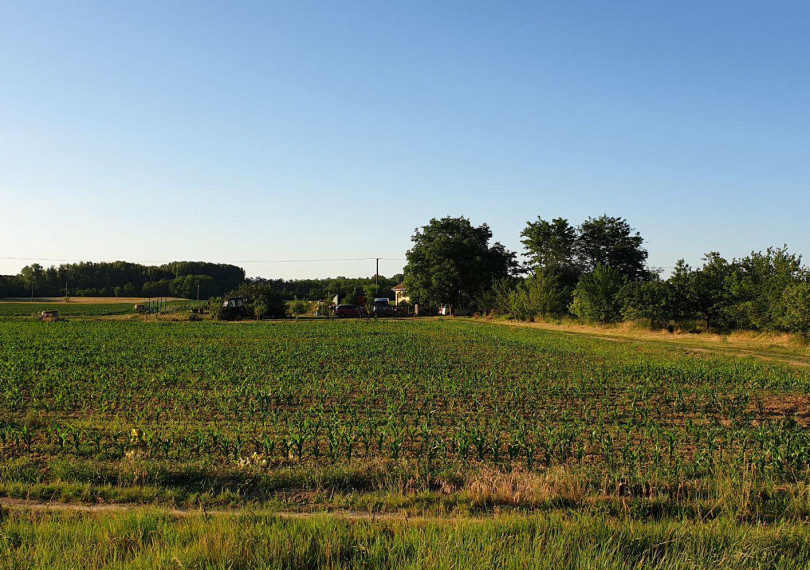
[0,261,245,299]
[0,260,403,303]
[252,275,402,302]
[9,213,810,335]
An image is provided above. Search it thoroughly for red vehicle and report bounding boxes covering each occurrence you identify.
[334,304,365,318]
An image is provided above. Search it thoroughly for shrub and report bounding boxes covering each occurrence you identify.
[620,279,672,329]
[253,300,269,320]
[777,282,810,335]
[289,298,309,318]
[570,265,625,324]
[475,279,515,316]
[508,269,570,321]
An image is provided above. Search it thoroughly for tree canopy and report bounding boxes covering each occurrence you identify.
[404,216,516,310]
[577,215,648,279]
[2,261,245,298]
[522,214,648,281]
[520,217,577,272]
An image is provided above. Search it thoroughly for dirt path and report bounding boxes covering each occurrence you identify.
[0,498,478,524]
[476,319,810,368]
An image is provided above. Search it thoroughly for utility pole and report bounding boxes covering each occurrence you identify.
[65,280,68,302]
[375,258,379,295]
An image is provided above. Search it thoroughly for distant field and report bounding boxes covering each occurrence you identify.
[0,298,191,317]
[0,297,185,304]
[3,318,810,566]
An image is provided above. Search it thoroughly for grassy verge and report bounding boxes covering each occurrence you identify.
[478,316,810,365]
[4,457,810,525]
[2,507,810,569]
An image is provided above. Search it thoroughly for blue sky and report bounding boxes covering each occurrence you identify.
[1,1,808,278]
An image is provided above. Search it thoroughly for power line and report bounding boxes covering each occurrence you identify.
[0,256,405,264]
[1,256,78,262]
[232,257,405,264]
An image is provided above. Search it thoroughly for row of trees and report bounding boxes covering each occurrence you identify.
[402,215,810,334]
[256,275,402,302]
[402,214,647,311]
[0,261,245,299]
[6,216,807,333]
[0,260,402,306]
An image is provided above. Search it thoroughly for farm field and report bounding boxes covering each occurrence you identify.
[0,298,191,318]
[2,317,810,566]
[0,297,187,304]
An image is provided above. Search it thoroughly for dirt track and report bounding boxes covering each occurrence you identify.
[0,498,479,524]
[477,319,810,368]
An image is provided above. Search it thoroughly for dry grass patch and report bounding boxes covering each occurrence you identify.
[463,466,587,508]
[478,316,810,364]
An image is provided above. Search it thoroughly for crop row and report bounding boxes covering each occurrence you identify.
[1,319,809,485]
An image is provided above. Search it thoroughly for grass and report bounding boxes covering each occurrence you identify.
[486,317,810,365]
[3,507,810,568]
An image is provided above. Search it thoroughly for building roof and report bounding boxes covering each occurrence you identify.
[391,283,406,291]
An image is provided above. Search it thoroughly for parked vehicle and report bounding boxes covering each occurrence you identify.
[334,304,365,318]
[372,297,391,315]
[222,297,248,316]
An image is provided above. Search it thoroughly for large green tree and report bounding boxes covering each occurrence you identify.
[521,214,648,282]
[683,253,732,330]
[521,217,577,269]
[520,216,580,288]
[19,263,45,296]
[666,259,698,323]
[576,215,648,280]
[404,216,516,310]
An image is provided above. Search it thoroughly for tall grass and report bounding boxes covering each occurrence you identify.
[2,508,810,569]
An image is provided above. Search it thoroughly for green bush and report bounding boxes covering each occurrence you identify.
[508,269,570,321]
[620,279,672,329]
[289,298,309,318]
[777,282,810,335]
[253,300,269,320]
[570,265,625,324]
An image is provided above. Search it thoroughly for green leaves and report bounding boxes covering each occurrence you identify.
[404,216,516,310]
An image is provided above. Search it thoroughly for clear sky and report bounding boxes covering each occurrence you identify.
[1,1,808,279]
